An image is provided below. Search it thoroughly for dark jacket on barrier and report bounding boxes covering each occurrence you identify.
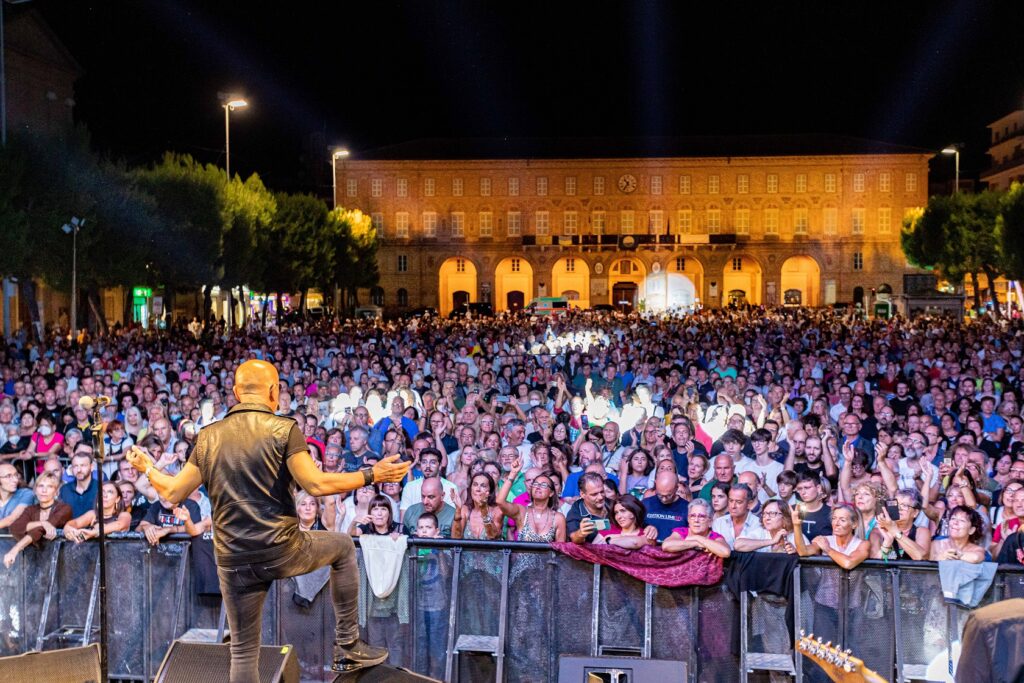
[724,551,800,649]
[10,502,72,545]
[955,598,1024,683]
[996,530,1024,565]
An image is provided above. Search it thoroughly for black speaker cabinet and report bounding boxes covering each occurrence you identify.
[334,663,442,682]
[0,644,102,683]
[558,655,688,683]
[155,641,299,683]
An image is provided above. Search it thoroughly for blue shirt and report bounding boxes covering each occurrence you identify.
[59,478,99,519]
[643,496,689,541]
[562,471,619,498]
[1,487,35,519]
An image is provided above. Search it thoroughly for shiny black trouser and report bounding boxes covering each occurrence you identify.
[217,531,359,683]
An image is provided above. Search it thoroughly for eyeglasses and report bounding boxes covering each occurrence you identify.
[688,513,709,520]
[762,511,783,518]
[531,482,552,490]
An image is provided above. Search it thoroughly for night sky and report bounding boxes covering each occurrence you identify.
[34,0,1024,194]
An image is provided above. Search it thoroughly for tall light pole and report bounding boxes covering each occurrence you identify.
[330,148,349,208]
[942,144,960,195]
[219,94,247,180]
[62,217,83,342]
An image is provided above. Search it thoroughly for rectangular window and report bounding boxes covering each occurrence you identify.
[675,257,686,271]
[371,212,384,231]
[424,178,435,197]
[565,176,577,196]
[677,209,692,234]
[767,174,779,193]
[397,255,408,273]
[796,174,807,193]
[649,209,664,233]
[423,212,437,237]
[879,172,892,193]
[563,211,578,235]
[536,177,548,196]
[853,173,865,192]
[480,177,491,196]
[478,211,493,237]
[905,173,917,193]
[651,175,663,195]
[592,211,605,235]
[794,207,809,234]
[451,212,465,237]
[852,208,865,234]
[508,177,520,196]
[397,178,408,197]
[679,175,691,194]
[565,258,576,273]
[764,208,779,234]
[452,177,463,196]
[395,212,410,238]
[878,207,891,234]
[593,176,605,195]
[507,211,522,236]
[535,211,549,235]
[708,175,720,194]
[732,257,743,271]
[853,252,864,270]
[620,210,635,234]
[346,178,358,197]
[456,258,466,273]
[824,173,837,193]
[511,258,521,273]
[737,174,749,194]
[824,207,838,235]
[706,208,721,234]
[735,208,750,235]
[371,178,383,197]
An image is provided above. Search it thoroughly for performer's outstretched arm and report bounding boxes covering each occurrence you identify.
[127,447,203,505]
[288,452,411,496]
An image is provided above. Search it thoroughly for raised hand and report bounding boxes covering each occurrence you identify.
[126,446,154,475]
[372,454,412,483]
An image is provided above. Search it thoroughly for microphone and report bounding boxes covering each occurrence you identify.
[79,395,112,411]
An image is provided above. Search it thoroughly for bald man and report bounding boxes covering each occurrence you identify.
[128,359,409,680]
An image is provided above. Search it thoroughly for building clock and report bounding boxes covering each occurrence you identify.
[617,174,638,193]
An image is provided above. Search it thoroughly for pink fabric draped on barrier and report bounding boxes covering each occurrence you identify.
[552,542,724,587]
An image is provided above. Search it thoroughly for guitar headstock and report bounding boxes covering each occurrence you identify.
[797,630,886,683]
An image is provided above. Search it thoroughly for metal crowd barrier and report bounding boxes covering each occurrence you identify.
[0,534,1022,682]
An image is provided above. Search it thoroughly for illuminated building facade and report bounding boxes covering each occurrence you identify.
[338,137,930,316]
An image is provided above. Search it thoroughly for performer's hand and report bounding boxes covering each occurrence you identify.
[372,454,411,484]
[127,446,154,475]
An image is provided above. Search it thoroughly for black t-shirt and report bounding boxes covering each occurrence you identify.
[142,498,201,528]
[890,395,916,417]
[794,462,838,488]
[797,503,832,541]
[357,521,400,536]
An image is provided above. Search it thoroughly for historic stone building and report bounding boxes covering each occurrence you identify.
[337,136,930,316]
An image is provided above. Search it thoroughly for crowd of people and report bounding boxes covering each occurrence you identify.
[2,306,1024,578]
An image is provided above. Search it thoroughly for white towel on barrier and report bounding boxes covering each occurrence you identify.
[358,534,407,598]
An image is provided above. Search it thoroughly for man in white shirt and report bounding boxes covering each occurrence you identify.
[712,483,762,549]
[399,448,458,512]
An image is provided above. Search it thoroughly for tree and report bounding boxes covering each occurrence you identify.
[998,182,1024,280]
[902,191,1005,316]
[261,193,335,323]
[221,173,276,327]
[330,208,379,315]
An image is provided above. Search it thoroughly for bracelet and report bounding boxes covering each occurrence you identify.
[145,465,154,478]
[361,467,374,486]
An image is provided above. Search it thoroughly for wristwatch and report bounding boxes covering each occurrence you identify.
[360,466,374,487]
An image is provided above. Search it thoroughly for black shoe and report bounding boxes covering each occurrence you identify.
[331,639,388,672]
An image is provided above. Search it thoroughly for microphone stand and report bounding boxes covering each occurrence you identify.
[87,405,109,683]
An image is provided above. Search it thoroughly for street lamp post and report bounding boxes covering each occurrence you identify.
[330,148,349,209]
[942,145,960,195]
[62,216,83,342]
[219,94,248,180]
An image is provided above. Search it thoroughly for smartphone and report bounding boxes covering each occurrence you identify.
[200,400,214,424]
[796,503,807,521]
[885,499,900,520]
[942,456,952,469]
[582,416,590,429]
[592,518,611,531]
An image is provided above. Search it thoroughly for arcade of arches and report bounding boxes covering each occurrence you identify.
[435,254,832,314]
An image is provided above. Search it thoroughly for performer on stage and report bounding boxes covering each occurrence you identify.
[127,359,410,682]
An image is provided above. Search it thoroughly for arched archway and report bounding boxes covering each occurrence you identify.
[495,257,533,312]
[610,258,647,312]
[438,257,478,316]
[780,255,822,307]
[551,257,590,309]
[722,255,763,306]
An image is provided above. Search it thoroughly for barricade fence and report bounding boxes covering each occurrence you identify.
[0,534,1021,683]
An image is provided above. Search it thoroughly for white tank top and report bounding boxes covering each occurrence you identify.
[826,534,862,554]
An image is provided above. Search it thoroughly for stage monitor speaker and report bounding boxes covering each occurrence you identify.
[558,655,688,683]
[0,644,102,683]
[334,663,442,682]
[155,641,299,683]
